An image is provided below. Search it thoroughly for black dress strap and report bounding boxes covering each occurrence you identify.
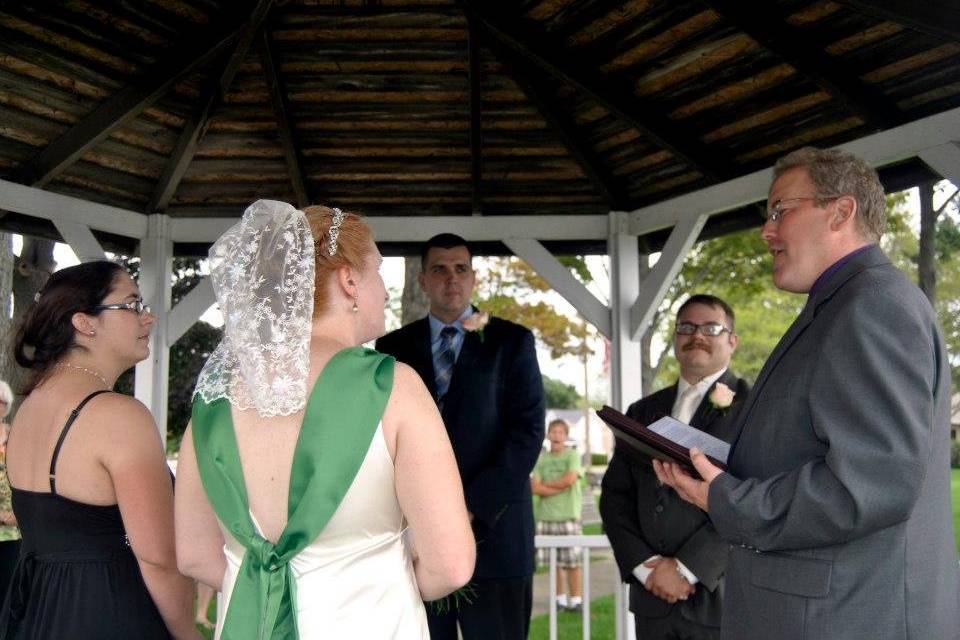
[48,390,112,495]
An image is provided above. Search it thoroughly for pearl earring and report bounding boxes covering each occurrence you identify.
[352,298,359,313]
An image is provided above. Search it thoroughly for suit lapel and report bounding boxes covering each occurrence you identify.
[730,245,889,452]
[407,318,437,398]
[728,304,814,452]
[440,328,482,417]
[661,385,678,419]
[690,370,736,430]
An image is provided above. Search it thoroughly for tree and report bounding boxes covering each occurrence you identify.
[0,234,16,395]
[4,237,55,404]
[648,184,960,391]
[543,375,580,409]
[400,257,429,325]
[882,182,960,388]
[473,256,597,362]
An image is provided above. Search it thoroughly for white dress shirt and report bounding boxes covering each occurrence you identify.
[633,367,728,588]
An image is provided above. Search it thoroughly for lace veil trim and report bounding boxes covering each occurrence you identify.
[193,199,315,417]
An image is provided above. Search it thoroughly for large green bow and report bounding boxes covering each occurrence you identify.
[191,347,395,639]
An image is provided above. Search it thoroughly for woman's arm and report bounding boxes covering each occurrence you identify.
[99,398,201,640]
[386,364,475,601]
[174,423,227,590]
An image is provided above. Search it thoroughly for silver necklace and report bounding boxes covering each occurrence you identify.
[55,363,109,388]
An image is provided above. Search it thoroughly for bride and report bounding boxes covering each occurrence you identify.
[175,200,475,638]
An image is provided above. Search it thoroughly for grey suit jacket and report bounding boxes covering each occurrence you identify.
[601,370,749,626]
[709,245,960,640]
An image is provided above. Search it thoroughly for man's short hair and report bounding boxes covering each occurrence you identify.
[420,233,472,268]
[773,146,886,242]
[677,294,736,333]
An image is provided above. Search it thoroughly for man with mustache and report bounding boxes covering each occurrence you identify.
[655,147,960,640]
[376,233,545,640]
[601,294,749,640]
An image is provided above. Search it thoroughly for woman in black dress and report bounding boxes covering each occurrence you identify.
[1,261,199,639]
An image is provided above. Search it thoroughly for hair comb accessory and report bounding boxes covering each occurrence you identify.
[327,207,345,256]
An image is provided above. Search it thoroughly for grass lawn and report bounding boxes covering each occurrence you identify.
[528,595,615,640]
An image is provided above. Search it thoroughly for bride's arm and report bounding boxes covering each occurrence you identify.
[175,423,227,590]
[385,363,475,601]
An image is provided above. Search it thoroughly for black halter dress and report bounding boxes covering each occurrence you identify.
[0,390,171,639]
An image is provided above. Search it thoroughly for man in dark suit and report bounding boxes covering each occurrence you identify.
[656,147,960,640]
[375,233,545,640]
[601,294,749,640]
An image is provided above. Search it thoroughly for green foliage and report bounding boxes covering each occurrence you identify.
[590,452,608,466]
[474,257,596,361]
[543,375,581,409]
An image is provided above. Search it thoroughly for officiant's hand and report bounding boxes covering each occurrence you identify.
[643,557,694,603]
[653,448,723,511]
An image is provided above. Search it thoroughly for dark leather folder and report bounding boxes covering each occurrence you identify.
[596,405,728,473]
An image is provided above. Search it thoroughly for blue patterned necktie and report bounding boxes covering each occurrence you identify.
[434,326,459,402]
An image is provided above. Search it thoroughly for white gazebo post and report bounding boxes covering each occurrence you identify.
[608,211,642,412]
[136,214,173,439]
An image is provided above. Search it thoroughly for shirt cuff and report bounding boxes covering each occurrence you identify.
[632,555,661,584]
[675,559,700,585]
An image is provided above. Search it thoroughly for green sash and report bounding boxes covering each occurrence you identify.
[191,347,395,640]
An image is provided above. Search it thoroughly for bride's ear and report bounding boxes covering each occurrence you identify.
[336,265,359,298]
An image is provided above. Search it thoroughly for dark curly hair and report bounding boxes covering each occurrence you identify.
[13,260,125,394]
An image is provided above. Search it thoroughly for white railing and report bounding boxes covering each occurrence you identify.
[534,534,634,640]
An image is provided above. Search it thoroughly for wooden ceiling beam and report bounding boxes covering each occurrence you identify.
[703,0,904,130]
[13,11,250,188]
[146,0,275,213]
[462,1,730,182]
[835,0,960,44]
[258,29,309,208]
[483,35,629,209]
[468,17,483,215]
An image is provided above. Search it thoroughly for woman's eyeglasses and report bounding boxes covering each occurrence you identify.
[93,299,152,316]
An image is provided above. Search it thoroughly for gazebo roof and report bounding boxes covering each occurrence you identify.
[0,0,957,254]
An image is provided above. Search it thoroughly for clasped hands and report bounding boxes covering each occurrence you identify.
[651,448,724,512]
[643,557,693,603]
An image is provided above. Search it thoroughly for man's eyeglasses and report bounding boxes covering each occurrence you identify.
[766,195,839,222]
[93,299,152,316]
[675,322,731,337]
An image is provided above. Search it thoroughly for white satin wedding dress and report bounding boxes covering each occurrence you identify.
[216,424,429,639]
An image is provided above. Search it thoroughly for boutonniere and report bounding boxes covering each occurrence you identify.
[461,311,490,342]
[708,382,736,412]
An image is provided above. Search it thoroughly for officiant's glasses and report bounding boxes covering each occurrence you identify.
[675,322,731,337]
[766,195,840,222]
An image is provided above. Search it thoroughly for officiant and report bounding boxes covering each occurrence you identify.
[600,294,749,640]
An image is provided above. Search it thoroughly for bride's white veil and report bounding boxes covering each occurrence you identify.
[193,199,316,417]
